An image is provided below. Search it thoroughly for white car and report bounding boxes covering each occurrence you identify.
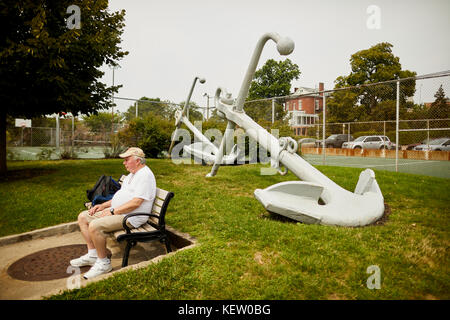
[413,137,450,151]
[297,138,317,148]
[342,135,395,150]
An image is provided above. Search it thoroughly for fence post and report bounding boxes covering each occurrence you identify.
[135,101,138,118]
[71,114,75,157]
[56,114,60,150]
[348,123,351,142]
[322,94,326,165]
[272,98,275,123]
[395,81,400,172]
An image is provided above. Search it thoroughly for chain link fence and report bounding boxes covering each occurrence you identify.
[6,115,115,160]
[242,72,450,177]
[7,72,450,177]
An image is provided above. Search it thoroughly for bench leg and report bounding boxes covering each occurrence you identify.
[163,236,172,253]
[122,240,136,267]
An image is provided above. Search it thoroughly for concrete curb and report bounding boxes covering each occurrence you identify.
[0,221,198,299]
[0,222,80,247]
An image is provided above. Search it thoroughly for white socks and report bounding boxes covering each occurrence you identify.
[88,249,110,264]
[97,257,110,264]
[88,248,98,258]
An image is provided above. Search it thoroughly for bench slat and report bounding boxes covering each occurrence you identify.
[153,198,164,207]
[114,223,157,239]
[156,188,169,199]
[152,206,162,214]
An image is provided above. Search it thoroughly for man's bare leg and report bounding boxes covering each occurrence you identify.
[78,212,95,250]
[89,225,108,259]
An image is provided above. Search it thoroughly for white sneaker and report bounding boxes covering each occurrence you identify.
[83,259,112,279]
[70,253,97,267]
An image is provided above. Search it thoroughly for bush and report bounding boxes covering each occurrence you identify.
[103,134,126,158]
[37,147,55,160]
[119,113,173,158]
[59,146,77,159]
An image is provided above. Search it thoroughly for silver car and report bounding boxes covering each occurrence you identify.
[297,138,317,148]
[342,135,395,150]
[413,137,450,151]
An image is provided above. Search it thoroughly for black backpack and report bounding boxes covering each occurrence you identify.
[86,175,121,202]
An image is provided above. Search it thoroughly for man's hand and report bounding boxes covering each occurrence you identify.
[96,208,111,218]
[88,204,103,216]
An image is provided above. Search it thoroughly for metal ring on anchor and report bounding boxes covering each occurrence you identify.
[277,166,288,175]
[274,137,298,175]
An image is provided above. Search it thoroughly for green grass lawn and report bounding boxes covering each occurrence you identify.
[1,159,449,299]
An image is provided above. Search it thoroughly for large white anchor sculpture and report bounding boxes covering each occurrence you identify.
[206,32,385,227]
[168,77,239,165]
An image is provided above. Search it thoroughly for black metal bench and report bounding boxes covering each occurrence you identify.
[112,187,175,267]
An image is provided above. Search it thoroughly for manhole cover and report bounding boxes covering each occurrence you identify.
[7,244,111,281]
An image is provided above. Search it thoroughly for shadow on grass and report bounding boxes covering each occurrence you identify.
[0,168,57,183]
[260,211,299,224]
[259,202,392,226]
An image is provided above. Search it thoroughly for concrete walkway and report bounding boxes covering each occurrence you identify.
[0,222,196,300]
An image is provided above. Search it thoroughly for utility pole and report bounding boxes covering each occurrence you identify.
[110,65,120,134]
[203,93,213,120]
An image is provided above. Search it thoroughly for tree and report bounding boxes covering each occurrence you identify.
[177,101,204,122]
[327,42,416,122]
[248,58,301,100]
[123,97,177,121]
[0,0,128,174]
[244,100,287,123]
[118,113,173,158]
[246,58,300,123]
[429,85,449,119]
[82,111,115,132]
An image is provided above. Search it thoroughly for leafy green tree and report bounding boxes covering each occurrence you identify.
[118,113,172,158]
[82,111,114,132]
[248,58,301,100]
[244,100,287,123]
[245,58,300,123]
[124,97,177,121]
[0,0,128,174]
[178,101,204,122]
[327,42,416,122]
[429,85,449,119]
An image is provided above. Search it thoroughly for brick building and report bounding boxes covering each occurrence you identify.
[286,82,324,136]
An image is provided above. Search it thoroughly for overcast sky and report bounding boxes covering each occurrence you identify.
[100,0,450,114]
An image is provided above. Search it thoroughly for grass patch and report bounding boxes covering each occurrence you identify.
[1,159,449,299]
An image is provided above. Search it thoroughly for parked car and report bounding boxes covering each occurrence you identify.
[297,138,317,148]
[406,139,428,150]
[342,135,395,150]
[315,134,354,148]
[413,137,450,151]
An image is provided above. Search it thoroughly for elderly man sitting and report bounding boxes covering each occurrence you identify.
[70,147,156,279]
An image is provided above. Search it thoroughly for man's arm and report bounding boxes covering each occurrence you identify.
[111,197,144,215]
[96,198,144,217]
[88,199,113,215]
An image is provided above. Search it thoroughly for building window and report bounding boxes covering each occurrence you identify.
[315,99,319,111]
[298,100,302,110]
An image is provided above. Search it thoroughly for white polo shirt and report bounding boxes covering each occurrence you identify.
[111,166,156,228]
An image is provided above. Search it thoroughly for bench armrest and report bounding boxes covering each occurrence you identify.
[122,212,160,233]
